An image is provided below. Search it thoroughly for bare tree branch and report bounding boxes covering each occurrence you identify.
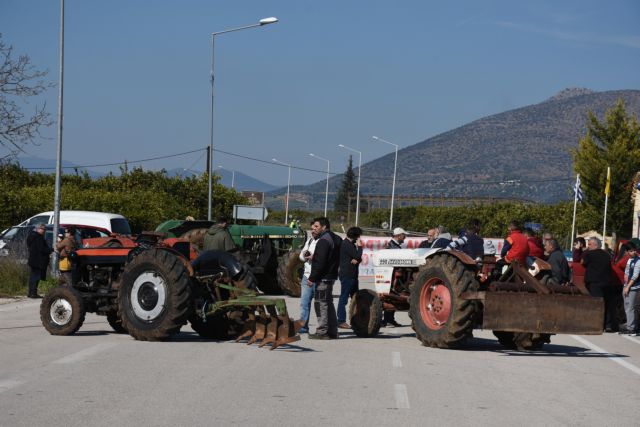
[0,33,54,158]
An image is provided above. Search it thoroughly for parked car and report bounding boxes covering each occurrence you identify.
[0,224,111,263]
[15,211,131,235]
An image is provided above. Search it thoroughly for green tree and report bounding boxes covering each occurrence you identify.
[334,155,357,215]
[572,100,640,237]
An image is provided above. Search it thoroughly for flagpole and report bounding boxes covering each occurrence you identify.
[571,174,579,242]
[602,166,610,240]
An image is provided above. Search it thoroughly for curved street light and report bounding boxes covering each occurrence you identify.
[272,158,291,224]
[207,16,279,220]
[309,153,330,217]
[338,144,362,226]
[372,136,399,230]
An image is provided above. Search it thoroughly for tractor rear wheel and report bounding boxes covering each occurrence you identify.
[493,331,551,350]
[118,248,192,341]
[409,253,479,348]
[40,286,86,335]
[106,310,127,334]
[277,250,303,297]
[349,289,382,337]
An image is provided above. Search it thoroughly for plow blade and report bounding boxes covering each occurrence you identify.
[235,312,302,350]
[482,292,604,335]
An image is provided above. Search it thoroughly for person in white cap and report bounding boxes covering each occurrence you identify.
[387,227,407,249]
[382,227,407,327]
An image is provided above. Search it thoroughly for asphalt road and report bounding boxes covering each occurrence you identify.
[1,295,639,427]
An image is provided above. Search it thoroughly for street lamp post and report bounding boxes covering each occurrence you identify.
[207,17,278,220]
[372,136,398,230]
[218,165,235,188]
[338,144,362,226]
[272,158,291,225]
[309,153,330,217]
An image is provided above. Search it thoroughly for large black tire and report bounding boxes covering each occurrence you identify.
[409,253,479,348]
[255,273,282,295]
[117,248,192,341]
[189,313,232,340]
[40,286,86,335]
[349,289,382,337]
[277,250,304,297]
[106,310,127,334]
[493,331,551,351]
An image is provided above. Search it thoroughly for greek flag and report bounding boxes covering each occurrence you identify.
[573,175,584,202]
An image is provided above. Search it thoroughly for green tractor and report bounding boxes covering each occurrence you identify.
[156,220,306,296]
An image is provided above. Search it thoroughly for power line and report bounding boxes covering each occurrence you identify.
[24,148,207,170]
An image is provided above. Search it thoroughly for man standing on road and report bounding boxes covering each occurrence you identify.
[203,216,238,253]
[619,242,640,336]
[297,222,319,334]
[307,217,341,340]
[337,226,363,329]
[582,237,616,332]
[382,227,407,327]
[26,223,52,298]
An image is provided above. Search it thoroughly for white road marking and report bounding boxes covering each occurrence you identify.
[621,335,640,345]
[392,351,402,368]
[53,343,116,364]
[394,384,410,409]
[571,335,640,376]
[0,379,24,393]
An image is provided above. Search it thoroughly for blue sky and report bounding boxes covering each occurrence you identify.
[1,0,639,187]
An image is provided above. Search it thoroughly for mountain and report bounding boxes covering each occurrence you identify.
[277,89,640,207]
[14,157,278,192]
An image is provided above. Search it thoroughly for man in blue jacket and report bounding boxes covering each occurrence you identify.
[307,217,341,340]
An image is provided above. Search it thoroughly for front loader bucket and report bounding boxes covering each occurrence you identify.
[482,292,604,335]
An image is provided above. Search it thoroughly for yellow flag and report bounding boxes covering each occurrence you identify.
[604,167,610,196]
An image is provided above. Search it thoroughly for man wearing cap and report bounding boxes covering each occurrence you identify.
[26,223,52,298]
[382,227,407,327]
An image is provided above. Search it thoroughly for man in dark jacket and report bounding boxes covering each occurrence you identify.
[543,238,570,284]
[307,217,341,340]
[27,223,52,298]
[337,226,363,329]
[203,216,237,253]
[582,237,615,331]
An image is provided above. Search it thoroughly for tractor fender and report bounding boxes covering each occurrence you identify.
[128,245,194,277]
[426,248,477,267]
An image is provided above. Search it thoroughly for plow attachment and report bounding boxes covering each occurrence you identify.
[202,284,303,350]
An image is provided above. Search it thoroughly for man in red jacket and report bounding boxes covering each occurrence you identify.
[501,221,529,265]
[523,228,544,259]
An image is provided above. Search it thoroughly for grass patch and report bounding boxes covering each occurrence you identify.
[0,258,58,297]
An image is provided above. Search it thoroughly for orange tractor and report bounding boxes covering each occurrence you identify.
[39,233,301,349]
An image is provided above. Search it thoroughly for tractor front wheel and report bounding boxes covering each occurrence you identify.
[40,286,86,335]
[118,249,192,341]
[349,289,382,337]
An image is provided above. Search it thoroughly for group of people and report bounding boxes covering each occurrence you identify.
[26,224,77,298]
[497,220,639,335]
[298,217,363,339]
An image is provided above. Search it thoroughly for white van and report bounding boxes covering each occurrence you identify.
[18,211,132,234]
